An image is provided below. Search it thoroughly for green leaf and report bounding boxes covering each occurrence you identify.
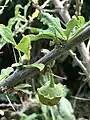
[38,12,65,38]
[15,84,31,89]
[20,89,31,95]
[8,4,27,30]
[20,113,37,120]
[77,16,85,25]
[24,1,31,17]
[30,27,42,34]
[0,24,16,45]
[0,67,14,81]
[16,33,49,59]
[15,35,32,59]
[8,15,27,31]
[0,39,7,49]
[30,63,45,71]
[30,27,56,39]
[59,97,76,120]
[24,63,45,71]
[15,4,23,16]
[15,31,58,60]
[8,17,17,29]
[64,16,85,39]
[30,26,62,41]
[71,19,90,39]
[64,18,77,39]
[1,67,14,75]
[37,27,58,39]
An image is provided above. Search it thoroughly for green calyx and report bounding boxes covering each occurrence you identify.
[37,81,64,106]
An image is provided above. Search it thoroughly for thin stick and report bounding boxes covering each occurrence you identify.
[12,46,17,63]
[6,94,16,111]
[71,96,90,101]
[69,50,90,81]
[72,82,86,109]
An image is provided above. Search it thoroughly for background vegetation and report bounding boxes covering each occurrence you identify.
[0,0,90,120]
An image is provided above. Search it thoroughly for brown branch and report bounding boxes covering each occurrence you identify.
[0,26,90,89]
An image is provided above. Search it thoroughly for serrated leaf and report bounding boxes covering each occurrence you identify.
[30,26,62,40]
[0,24,16,45]
[38,12,65,38]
